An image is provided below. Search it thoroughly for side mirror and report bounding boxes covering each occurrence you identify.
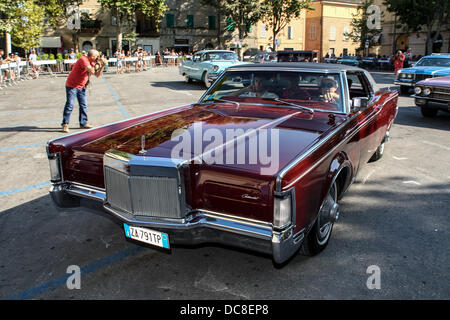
[351,97,369,112]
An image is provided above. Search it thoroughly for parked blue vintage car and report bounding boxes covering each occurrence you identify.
[337,56,361,67]
[179,50,249,88]
[394,53,450,94]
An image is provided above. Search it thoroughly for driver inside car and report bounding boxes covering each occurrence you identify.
[235,75,279,99]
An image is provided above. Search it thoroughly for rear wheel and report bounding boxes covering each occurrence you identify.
[421,106,438,118]
[300,181,339,256]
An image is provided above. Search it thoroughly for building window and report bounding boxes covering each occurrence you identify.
[343,27,350,41]
[208,16,216,30]
[288,26,293,39]
[166,14,174,28]
[261,24,266,38]
[329,26,336,41]
[226,17,235,31]
[310,25,316,40]
[186,15,194,28]
[343,48,348,56]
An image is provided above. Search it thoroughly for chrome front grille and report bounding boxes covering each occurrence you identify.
[129,175,181,218]
[103,151,187,220]
[104,167,133,213]
[415,74,432,82]
[430,87,450,100]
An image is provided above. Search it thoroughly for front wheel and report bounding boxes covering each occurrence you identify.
[203,72,212,88]
[300,181,339,256]
[184,75,192,83]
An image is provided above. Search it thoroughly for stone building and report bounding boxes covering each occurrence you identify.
[304,0,362,58]
[373,0,450,57]
[35,0,362,58]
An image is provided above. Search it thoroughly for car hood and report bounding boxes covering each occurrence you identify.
[72,103,346,176]
[210,61,251,70]
[400,66,450,76]
[416,75,450,87]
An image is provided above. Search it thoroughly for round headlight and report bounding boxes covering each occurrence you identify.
[423,87,431,96]
[399,73,406,78]
[212,65,219,72]
[414,87,422,95]
[407,73,413,79]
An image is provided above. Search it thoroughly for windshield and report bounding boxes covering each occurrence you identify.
[207,52,238,61]
[201,70,344,112]
[415,57,450,67]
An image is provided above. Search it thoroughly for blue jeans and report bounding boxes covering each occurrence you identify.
[62,86,88,126]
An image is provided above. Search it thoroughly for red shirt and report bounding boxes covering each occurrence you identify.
[66,56,95,89]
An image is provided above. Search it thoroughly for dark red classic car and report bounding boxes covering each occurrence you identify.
[412,75,450,117]
[47,63,398,264]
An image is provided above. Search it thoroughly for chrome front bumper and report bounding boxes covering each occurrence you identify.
[50,182,304,264]
[394,80,414,86]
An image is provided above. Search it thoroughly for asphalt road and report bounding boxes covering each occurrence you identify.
[0,67,449,300]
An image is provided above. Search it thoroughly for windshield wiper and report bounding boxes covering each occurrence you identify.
[198,97,241,109]
[272,98,315,114]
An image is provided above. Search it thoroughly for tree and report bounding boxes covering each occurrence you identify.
[346,0,383,54]
[99,0,167,51]
[39,0,84,28]
[0,0,20,33]
[260,0,313,51]
[384,0,450,55]
[11,1,46,52]
[201,0,263,59]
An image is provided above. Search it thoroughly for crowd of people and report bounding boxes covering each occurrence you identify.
[0,49,26,89]
[323,48,421,73]
[112,47,189,74]
[0,46,191,90]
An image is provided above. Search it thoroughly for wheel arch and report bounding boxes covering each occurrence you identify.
[325,152,353,201]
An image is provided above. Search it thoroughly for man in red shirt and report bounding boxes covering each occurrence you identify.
[393,50,405,76]
[61,49,107,133]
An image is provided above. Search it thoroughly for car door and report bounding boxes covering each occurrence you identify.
[191,53,203,80]
[347,71,380,165]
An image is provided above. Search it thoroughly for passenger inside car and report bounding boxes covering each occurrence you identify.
[318,77,340,103]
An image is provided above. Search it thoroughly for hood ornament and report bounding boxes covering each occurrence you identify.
[139,135,146,155]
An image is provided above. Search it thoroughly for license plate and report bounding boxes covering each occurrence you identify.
[124,224,170,249]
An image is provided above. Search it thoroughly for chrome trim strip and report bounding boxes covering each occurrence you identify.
[66,183,106,202]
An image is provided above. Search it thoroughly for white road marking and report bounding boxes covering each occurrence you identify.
[421,140,450,151]
[164,85,193,96]
[402,180,421,186]
[393,156,408,160]
[362,169,376,184]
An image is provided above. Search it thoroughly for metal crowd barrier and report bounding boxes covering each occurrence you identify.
[1,55,185,89]
[33,60,58,77]
[1,61,29,89]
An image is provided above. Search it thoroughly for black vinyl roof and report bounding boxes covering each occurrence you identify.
[230,62,363,72]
